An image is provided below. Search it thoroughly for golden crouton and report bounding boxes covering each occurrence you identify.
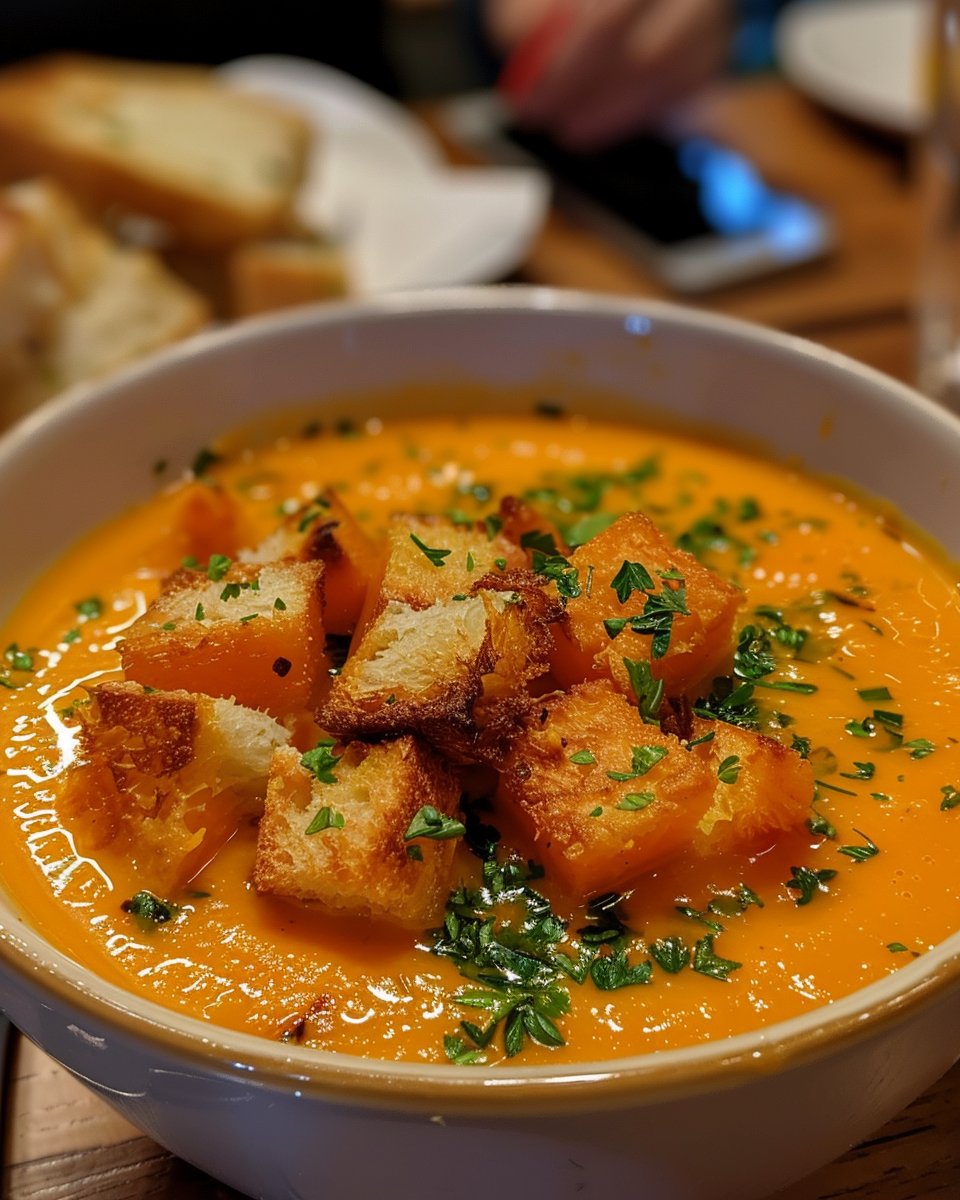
[321,576,558,763]
[354,513,527,637]
[253,737,460,928]
[496,680,715,897]
[688,717,815,854]
[549,512,741,698]
[66,681,289,888]
[241,489,379,636]
[120,559,327,718]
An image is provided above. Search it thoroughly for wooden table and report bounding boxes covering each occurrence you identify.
[4,77,956,1200]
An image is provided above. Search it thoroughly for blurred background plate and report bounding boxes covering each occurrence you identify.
[219,56,550,292]
[777,0,931,135]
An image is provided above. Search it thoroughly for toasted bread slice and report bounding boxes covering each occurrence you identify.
[0,195,63,354]
[0,55,310,249]
[353,513,527,639]
[253,738,460,928]
[322,577,557,763]
[229,236,349,317]
[65,681,289,888]
[0,178,209,422]
[550,511,742,698]
[241,489,379,635]
[496,680,715,897]
[120,560,328,718]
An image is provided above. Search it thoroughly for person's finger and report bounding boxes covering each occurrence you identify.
[508,0,653,125]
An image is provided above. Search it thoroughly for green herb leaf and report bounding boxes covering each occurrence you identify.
[785,865,837,906]
[590,948,652,990]
[692,935,741,981]
[616,792,656,811]
[939,784,960,811]
[122,890,177,925]
[404,805,466,842]
[410,533,451,568]
[621,657,664,725]
[569,749,596,765]
[305,806,345,834]
[717,755,741,785]
[650,936,690,974]
[838,829,879,863]
[607,744,669,782]
[206,554,232,582]
[609,559,655,603]
[300,740,342,785]
[75,596,103,620]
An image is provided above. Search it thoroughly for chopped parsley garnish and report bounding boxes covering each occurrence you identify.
[857,686,893,702]
[609,559,655,603]
[63,628,81,644]
[4,644,33,672]
[590,949,652,990]
[194,603,205,621]
[531,549,581,600]
[905,738,935,759]
[206,554,232,582]
[785,865,837,906]
[410,533,451,568]
[569,749,596,765]
[692,935,741,981]
[616,792,656,811]
[939,785,960,811]
[122,890,177,925]
[650,936,690,974]
[305,806,346,834]
[838,830,879,863]
[694,677,759,730]
[840,761,875,780]
[603,571,689,659]
[607,744,669,782]
[686,729,716,749]
[296,496,331,532]
[807,812,837,839]
[404,806,466,842]
[716,755,741,785]
[621,656,663,725]
[300,740,342,785]
[74,596,103,620]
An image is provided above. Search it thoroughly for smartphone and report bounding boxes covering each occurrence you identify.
[442,93,834,294]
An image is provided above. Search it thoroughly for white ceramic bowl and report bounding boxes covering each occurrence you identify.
[1,289,959,1200]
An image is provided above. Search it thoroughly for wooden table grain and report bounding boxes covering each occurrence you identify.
[3,77,955,1200]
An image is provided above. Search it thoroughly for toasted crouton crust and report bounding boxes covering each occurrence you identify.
[70,681,289,887]
[550,511,742,698]
[120,560,327,718]
[253,738,460,927]
[688,717,815,853]
[353,513,527,635]
[241,489,378,635]
[496,680,715,896]
[321,578,558,764]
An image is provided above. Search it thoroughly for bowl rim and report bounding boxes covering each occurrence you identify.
[1,284,959,1116]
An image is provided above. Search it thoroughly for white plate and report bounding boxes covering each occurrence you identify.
[218,56,550,292]
[777,0,932,135]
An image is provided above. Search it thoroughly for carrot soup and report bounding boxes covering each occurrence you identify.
[1,407,959,1068]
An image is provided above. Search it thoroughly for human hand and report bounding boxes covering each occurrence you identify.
[487,0,734,149]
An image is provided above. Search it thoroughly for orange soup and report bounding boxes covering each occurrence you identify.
[2,408,959,1068]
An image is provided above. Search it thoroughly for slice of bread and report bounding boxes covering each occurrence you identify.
[0,55,310,249]
[0,178,209,427]
[66,680,290,888]
[229,237,349,317]
[253,737,460,928]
